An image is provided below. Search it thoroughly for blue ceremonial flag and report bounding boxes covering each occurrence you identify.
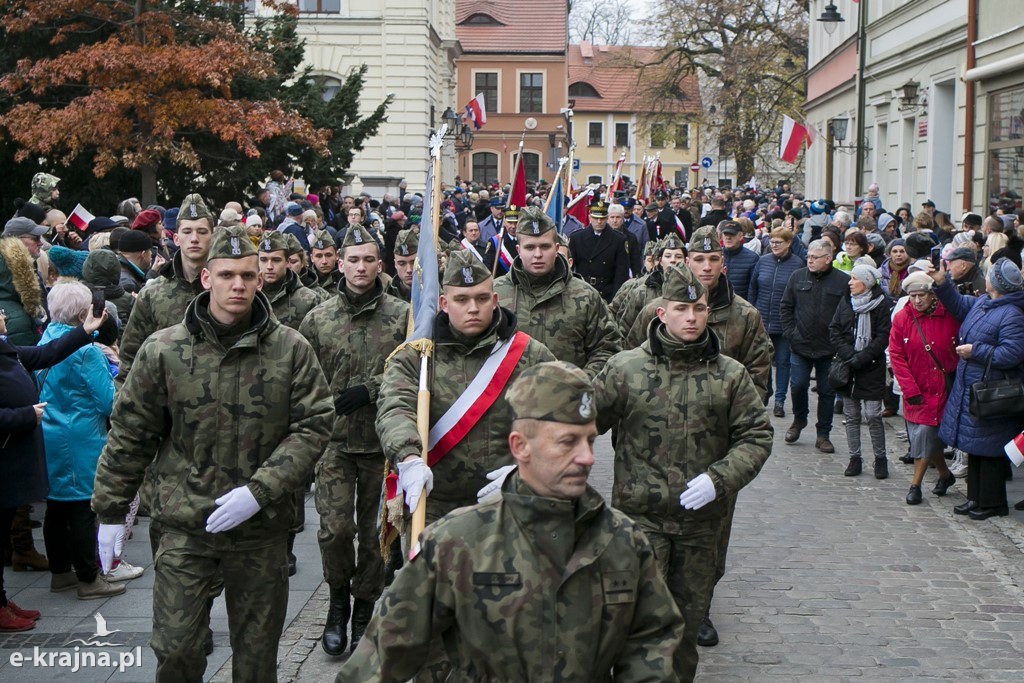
[546,172,564,234]
[408,153,439,343]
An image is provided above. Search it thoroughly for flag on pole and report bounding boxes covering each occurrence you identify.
[509,148,527,208]
[566,186,594,225]
[68,204,95,233]
[607,155,625,196]
[463,93,487,130]
[408,155,440,344]
[545,170,564,231]
[1005,432,1024,468]
[634,155,649,204]
[780,115,813,164]
[649,157,666,194]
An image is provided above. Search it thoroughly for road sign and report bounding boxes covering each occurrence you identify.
[690,162,700,173]
[701,156,713,169]
[573,159,581,171]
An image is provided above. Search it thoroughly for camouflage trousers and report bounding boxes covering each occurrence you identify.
[151,529,289,683]
[713,492,740,588]
[633,514,719,683]
[316,448,386,601]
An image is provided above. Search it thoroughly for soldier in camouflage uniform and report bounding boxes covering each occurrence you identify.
[286,233,330,301]
[615,234,686,336]
[298,225,410,657]
[257,231,321,330]
[385,228,417,302]
[493,206,620,379]
[340,362,684,683]
[595,265,773,683]
[93,226,334,683]
[310,229,343,293]
[27,172,60,212]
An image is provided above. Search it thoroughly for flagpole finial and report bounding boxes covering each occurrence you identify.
[429,125,447,159]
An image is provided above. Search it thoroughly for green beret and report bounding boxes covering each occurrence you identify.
[687,226,721,254]
[177,193,213,225]
[663,263,707,303]
[507,361,596,425]
[258,230,288,254]
[661,234,686,253]
[342,225,376,250]
[207,225,257,261]
[516,206,555,237]
[284,233,304,257]
[443,249,491,287]
[311,229,335,251]
[394,228,418,257]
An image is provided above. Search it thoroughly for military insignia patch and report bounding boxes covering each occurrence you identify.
[353,230,363,244]
[579,392,593,419]
[315,240,324,250]
[230,236,241,255]
[189,202,198,219]
[262,238,271,251]
[688,285,697,300]
[400,245,409,256]
[462,267,474,284]
[703,237,712,251]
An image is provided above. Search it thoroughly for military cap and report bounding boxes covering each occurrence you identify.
[622,198,637,209]
[660,234,686,253]
[394,228,418,257]
[687,226,721,254]
[341,225,377,251]
[258,230,289,253]
[504,204,520,223]
[557,232,571,248]
[663,263,707,303]
[654,189,668,200]
[516,206,555,237]
[507,361,596,425]
[207,225,257,261]
[489,197,506,208]
[31,172,60,194]
[283,233,305,257]
[643,240,659,257]
[177,193,213,225]
[311,229,335,251]
[443,248,491,287]
[589,200,608,218]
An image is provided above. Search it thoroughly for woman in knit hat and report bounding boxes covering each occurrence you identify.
[929,258,1024,519]
[829,261,893,478]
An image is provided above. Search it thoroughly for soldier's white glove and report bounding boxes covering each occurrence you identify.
[205,486,262,534]
[97,524,125,575]
[679,473,717,511]
[477,465,516,503]
[397,457,434,512]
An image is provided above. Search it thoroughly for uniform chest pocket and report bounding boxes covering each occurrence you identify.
[602,570,636,605]
[472,572,523,601]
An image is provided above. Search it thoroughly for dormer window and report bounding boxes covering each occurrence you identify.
[569,82,601,98]
[461,13,504,26]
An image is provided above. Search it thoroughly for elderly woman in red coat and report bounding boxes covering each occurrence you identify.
[888,271,960,505]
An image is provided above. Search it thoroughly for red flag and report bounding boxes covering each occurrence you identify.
[607,155,625,196]
[463,93,487,130]
[566,187,592,225]
[780,115,813,164]
[509,151,527,208]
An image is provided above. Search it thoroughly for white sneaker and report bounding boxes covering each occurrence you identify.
[949,451,968,479]
[105,560,144,582]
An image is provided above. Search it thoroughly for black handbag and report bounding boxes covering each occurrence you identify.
[827,355,852,392]
[968,349,1024,420]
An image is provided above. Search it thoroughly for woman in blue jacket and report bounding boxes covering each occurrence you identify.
[931,258,1024,520]
[35,282,123,600]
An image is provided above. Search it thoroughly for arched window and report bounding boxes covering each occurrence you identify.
[312,75,343,102]
[568,82,601,98]
[461,13,503,26]
[472,152,498,186]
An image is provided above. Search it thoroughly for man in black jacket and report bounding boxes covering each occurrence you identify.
[779,239,850,453]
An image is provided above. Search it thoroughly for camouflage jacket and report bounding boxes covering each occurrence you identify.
[616,270,664,339]
[493,255,620,378]
[299,277,409,452]
[384,275,411,302]
[376,308,555,510]
[299,266,331,302]
[625,279,773,399]
[263,269,321,331]
[117,250,204,385]
[316,268,343,294]
[608,275,642,318]
[338,473,683,683]
[595,322,773,530]
[92,291,334,540]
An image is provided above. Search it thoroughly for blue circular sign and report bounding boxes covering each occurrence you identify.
[701,156,713,169]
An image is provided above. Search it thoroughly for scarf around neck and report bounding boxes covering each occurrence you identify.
[851,291,884,351]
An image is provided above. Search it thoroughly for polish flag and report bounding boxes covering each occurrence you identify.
[463,93,487,130]
[68,204,95,232]
[780,115,813,164]
[1005,433,1024,467]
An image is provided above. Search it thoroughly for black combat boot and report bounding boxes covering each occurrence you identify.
[286,533,297,577]
[349,598,375,654]
[697,612,719,647]
[321,586,351,656]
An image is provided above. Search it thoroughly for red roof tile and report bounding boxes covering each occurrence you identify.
[456,0,567,54]
[567,43,701,114]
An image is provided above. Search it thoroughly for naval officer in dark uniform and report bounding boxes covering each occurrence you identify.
[568,199,629,303]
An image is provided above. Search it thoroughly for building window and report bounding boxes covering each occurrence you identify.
[675,124,690,149]
[615,123,629,148]
[650,124,667,148]
[588,122,603,146]
[588,175,603,185]
[514,152,541,183]
[475,72,498,114]
[461,13,503,26]
[312,75,343,102]
[298,0,341,11]
[568,82,601,98]
[519,73,543,113]
[988,86,1024,213]
[472,152,498,186]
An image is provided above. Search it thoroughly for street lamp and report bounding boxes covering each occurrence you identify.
[898,81,926,113]
[829,116,849,144]
[441,106,459,131]
[817,3,844,35]
[439,106,474,150]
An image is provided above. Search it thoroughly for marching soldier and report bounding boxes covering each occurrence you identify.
[483,204,519,276]
[595,264,773,682]
[493,206,621,379]
[615,234,686,336]
[310,229,343,293]
[257,231,320,330]
[568,199,629,303]
[93,226,334,682]
[286,233,330,301]
[385,228,417,302]
[299,225,409,657]
[339,362,684,683]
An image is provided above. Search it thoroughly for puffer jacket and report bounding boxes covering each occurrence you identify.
[889,302,960,426]
[934,278,1024,458]
[828,287,892,400]
[723,244,759,301]
[781,265,851,360]
[36,323,115,501]
[749,249,805,334]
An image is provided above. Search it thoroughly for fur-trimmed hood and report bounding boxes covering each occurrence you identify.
[0,237,45,320]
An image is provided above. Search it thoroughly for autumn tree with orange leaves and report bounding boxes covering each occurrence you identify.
[0,1,378,206]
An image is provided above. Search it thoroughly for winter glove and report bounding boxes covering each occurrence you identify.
[397,457,434,513]
[205,485,262,534]
[97,523,125,574]
[906,395,923,406]
[476,465,516,503]
[335,385,371,416]
[679,473,717,511]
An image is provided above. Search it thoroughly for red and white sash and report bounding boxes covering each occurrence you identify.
[461,238,484,262]
[427,331,529,465]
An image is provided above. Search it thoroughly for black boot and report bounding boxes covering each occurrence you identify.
[873,457,889,480]
[286,533,297,577]
[349,598,375,654]
[697,612,719,647]
[204,597,215,655]
[321,586,351,656]
[844,457,862,477]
